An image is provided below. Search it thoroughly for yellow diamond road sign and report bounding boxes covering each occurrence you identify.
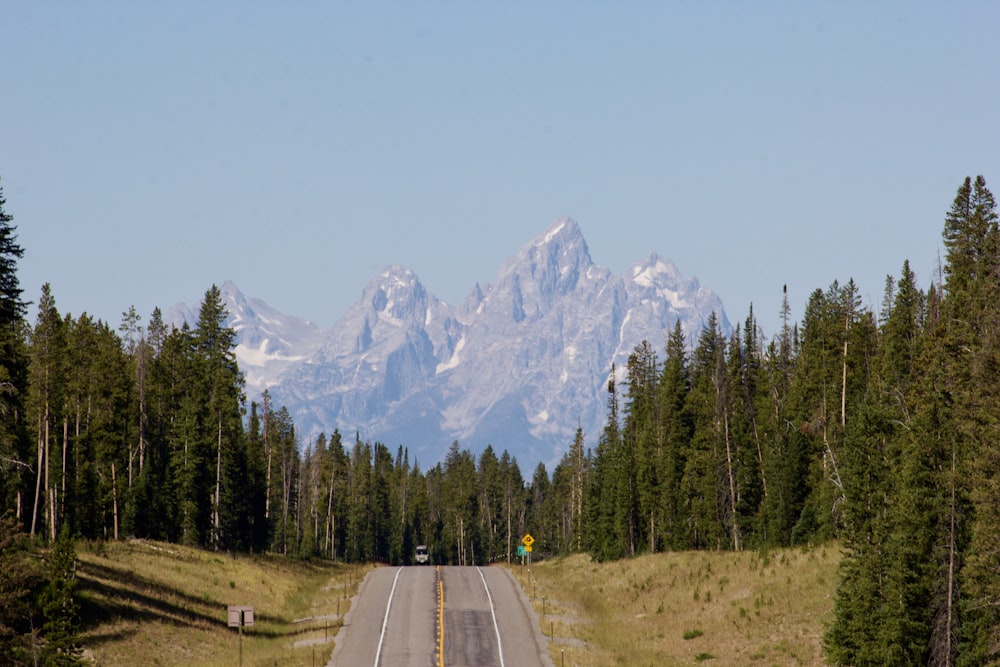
[522,533,535,547]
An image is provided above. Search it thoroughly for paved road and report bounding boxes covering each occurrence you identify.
[328,565,553,667]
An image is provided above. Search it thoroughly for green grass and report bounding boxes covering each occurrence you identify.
[510,543,840,667]
[77,539,840,666]
[76,539,371,666]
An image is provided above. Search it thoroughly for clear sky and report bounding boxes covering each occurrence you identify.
[4,2,999,338]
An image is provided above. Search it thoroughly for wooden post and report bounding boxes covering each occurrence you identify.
[111,462,119,541]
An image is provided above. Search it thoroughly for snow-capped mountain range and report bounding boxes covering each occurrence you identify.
[167,217,729,468]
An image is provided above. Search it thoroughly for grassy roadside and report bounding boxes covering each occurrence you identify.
[509,543,840,667]
[76,539,371,666]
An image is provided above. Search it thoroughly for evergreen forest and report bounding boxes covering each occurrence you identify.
[1,175,999,664]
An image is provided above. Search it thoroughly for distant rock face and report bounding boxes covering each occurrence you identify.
[170,217,728,468]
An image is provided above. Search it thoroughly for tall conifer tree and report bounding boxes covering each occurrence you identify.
[0,180,29,525]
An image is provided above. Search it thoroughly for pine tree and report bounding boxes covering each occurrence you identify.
[400,456,423,565]
[192,285,244,550]
[390,445,411,564]
[67,316,131,542]
[826,261,927,665]
[550,427,587,553]
[948,175,1000,665]
[499,450,527,562]
[625,340,660,553]
[0,180,29,527]
[163,323,211,546]
[942,175,998,322]
[526,461,550,558]
[725,317,766,549]
[477,445,505,559]
[587,365,629,560]
[269,407,298,555]
[128,308,174,541]
[40,528,84,665]
[881,332,955,665]
[680,313,729,549]
[27,284,66,541]
[242,402,270,552]
[323,430,348,560]
[441,441,478,565]
[345,436,372,562]
[370,442,394,562]
[658,320,691,550]
[0,512,44,663]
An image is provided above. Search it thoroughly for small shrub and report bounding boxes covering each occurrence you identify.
[695,652,715,661]
[683,629,704,640]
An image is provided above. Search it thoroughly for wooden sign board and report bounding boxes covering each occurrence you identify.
[228,605,255,628]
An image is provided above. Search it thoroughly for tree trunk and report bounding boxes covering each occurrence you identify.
[111,461,119,541]
[750,413,768,499]
[49,486,56,542]
[264,415,272,521]
[214,418,222,550]
[30,413,43,537]
[62,418,68,500]
[138,347,147,475]
[723,408,741,551]
[506,494,512,564]
[942,442,957,666]
[44,406,51,540]
[841,312,849,429]
[326,479,335,558]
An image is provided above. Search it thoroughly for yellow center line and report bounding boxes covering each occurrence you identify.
[436,565,445,667]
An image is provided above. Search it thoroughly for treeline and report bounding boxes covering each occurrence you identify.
[1,176,999,663]
[0,279,540,563]
[569,177,1000,664]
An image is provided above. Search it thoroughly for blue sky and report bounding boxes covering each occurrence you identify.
[4,2,999,338]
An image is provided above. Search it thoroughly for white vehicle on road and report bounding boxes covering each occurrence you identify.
[414,544,429,564]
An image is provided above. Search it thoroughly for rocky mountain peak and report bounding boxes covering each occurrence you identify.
[361,265,429,326]
[170,217,728,468]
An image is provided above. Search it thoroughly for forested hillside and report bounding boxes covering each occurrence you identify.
[1,175,998,664]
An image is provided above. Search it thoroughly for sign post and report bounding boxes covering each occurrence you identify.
[521,533,535,568]
[228,605,254,667]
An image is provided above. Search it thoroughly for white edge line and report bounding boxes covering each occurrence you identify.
[476,566,506,667]
[373,567,403,667]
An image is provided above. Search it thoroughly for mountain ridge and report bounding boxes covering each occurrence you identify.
[168,217,729,468]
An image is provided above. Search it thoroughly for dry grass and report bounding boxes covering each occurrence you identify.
[76,539,370,666]
[510,543,840,667]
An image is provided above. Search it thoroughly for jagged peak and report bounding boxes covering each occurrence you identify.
[548,217,588,256]
[533,215,581,246]
[630,253,684,288]
[374,264,419,286]
[355,264,431,325]
[361,265,423,299]
[476,217,606,313]
[502,216,593,272]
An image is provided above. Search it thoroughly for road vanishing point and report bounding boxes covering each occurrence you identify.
[327,565,554,667]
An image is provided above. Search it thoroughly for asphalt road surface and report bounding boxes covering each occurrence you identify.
[327,565,554,667]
